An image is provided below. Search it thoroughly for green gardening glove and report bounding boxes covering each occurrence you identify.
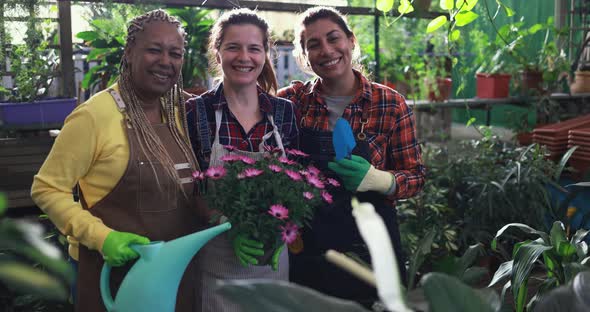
[102,231,150,267]
[271,245,285,271]
[232,233,264,267]
[328,155,371,192]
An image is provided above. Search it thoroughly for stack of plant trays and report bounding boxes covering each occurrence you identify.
[568,128,590,178]
[533,114,590,160]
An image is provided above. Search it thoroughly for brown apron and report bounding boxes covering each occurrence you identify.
[76,90,203,312]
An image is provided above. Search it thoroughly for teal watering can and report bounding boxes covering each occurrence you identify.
[100,222,231,312]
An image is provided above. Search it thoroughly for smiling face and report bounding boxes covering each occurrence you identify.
[216,24,266,90]
[302,18,356,82]
[125,20,184,101]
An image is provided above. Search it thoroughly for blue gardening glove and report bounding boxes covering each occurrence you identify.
[102,231,150,267]
[232,233,265,267]
[271,245,285,271]
[328,155,396,194]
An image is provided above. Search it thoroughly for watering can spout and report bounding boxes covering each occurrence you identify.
[100,222,231,312]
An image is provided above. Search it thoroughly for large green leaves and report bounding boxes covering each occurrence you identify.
[492,223,550,250]
[216,279,370,312]
[511,239,552,309]
[0,218,73,301]
[422,272,498,312]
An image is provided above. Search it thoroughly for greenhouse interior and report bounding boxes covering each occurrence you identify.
[1,0,590,311]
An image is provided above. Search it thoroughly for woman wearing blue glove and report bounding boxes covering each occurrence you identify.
[31,10,206,312]
[277,6,425,306]
[185,9,298,312]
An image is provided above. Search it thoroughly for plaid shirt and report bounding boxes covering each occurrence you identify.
[186,83,298,168]
[277,70,425,201]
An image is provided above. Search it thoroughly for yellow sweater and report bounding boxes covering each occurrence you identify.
[31,85,185,260]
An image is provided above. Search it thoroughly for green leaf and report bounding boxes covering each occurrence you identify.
[488,260,512,287]
[556,241,576,258]
[466,117,476,126]
[440,0,454,10]
[0,193,6,216]
[456,0,478,11]
[216,279,370,311]
[572,229,590,245]
[527,23,544,35]
[421,272,496,312]
[493,223,550,245]
[497,1,515,16]
[455,11,479,27]
[555,146,578,180]
[575,241,588,259]
[449,29,461,41]
[398,0,415,14]
[511,240,552,304]
[407,229,436,289]
[376,0,395,12]
[76,30,99,41]
[0,261,70,300]
[549,221,567,248]
[86,47,109,61]
[427,16,448,33]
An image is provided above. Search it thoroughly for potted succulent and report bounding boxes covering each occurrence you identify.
[0,1,76,130]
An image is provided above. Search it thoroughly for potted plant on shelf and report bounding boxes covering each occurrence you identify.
[469,29,514,98]
[0,1,77,130]
[569,34,590,94]
[484,12,570,95]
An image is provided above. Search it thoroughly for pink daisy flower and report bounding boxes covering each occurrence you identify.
[268,164,283,172]
[307,165,320,176]
[220,154,241,162]
[280,222,299,244]
[263,145,282,154]
[321,191,333,204]
[205,166,226,180]
[237,173,246,179]
[327,178,341,187]
[284,169,302,181]
[298,170,310,177]
[268,204,289,220]
[223,145,236,152]
[306,175,325,189]
[239,155,256,165]
[242,168,264,178]
[278,157,296,165]
[191,171,204,180]
[303,192,314,200]
[285,148,310,157]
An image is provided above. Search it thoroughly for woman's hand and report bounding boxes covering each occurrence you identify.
[101,231,150,266]
[328,155,395,194]
[231,233,264,267]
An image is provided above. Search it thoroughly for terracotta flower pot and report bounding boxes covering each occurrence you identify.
[427,77,452,102]
[476,73,511,98]
[520,70,544,94]
[570,71,590,94]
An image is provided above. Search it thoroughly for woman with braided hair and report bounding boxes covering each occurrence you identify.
[32,9,207,311]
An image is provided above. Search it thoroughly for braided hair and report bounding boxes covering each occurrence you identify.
[118,9,199,196]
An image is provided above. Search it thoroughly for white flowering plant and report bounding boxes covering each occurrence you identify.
[192,146,338,256]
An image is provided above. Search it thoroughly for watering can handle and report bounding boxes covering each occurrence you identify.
[100,263,115,312]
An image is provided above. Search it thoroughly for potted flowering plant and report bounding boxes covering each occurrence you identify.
[192,146,338,264]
